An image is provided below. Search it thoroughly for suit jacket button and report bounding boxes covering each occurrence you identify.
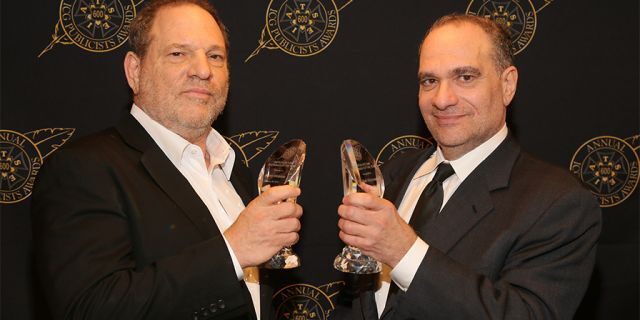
[209,303,217,313]
[217,299,225,309]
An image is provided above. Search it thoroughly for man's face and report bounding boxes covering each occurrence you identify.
[418,22,517,160]
[125,4,229,139]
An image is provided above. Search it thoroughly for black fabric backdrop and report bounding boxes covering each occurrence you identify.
[1,0,638,319]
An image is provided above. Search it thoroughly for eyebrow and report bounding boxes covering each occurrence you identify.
[451,66,481,77]
[418,66,481,80]
[417,71,436,80]
[165,43,226,52]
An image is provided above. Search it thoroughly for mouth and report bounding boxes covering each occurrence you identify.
[432,113,465,126]
[182,88,212,99]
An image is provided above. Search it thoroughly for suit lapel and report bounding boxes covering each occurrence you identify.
[383,147,435,207]
[419,174,493,253]
[230,159,255,205]
[419,135,520,254]
[116,115,219,239]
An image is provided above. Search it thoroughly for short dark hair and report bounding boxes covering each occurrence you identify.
[421,14,514,72]
[128,0,229,58]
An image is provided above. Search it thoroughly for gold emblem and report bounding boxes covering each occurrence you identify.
[273,282,344,319]
[1,129,75,204]
[224,131,280,167]
[245,0,353,62]
[39,0,140,57]
[570,135,639,207]
[466,0,553,55]
[376,135,434,167]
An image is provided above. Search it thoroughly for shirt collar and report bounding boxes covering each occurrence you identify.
[130,104,236,179]
[414,124,508,181]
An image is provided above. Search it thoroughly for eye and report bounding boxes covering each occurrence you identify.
[169,51,184,57]
[458,74,476,82]
[209,53,226,63]
[420,78,438,90]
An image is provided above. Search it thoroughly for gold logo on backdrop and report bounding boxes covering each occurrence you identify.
[570,135,639,208]
[273,282,344,319]
[0,129,75,204]
[245,0,353,62]
[466,0,554,55]
[225,131,280,167]
[376,135,434,167]
[38,0,142,57]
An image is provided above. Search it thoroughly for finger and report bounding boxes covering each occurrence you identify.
[359,182,380,196]
[338,218,369,238]
[346,194,397,216]
[255,185,301,205]
[286,232,300,246]
[268,232,299,249]
[338,204,373,225]
[271,202,303,220]
[338,231,370,251]
[273,217,301,233]
[342,192,383,210]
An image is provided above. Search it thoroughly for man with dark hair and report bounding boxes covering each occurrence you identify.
[336,14,601,319]
[31,1,301,319]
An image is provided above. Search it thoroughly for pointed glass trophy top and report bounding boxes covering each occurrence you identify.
[335,139,384,274]
[258,139,306,192]
[257,139,306,269]
[341,139,384,197]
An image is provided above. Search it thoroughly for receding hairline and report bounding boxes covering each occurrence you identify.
[418,14,514,73]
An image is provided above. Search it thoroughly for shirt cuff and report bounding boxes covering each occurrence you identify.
[222,236,244,280]
[390,237,429,291]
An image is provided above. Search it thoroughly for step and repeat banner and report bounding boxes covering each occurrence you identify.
[1,0,638,319]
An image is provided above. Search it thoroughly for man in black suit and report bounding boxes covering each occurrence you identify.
[337,14,601,319]
[31,0,302,319]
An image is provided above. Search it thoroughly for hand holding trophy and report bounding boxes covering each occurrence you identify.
[334,139,384,274]
[258,139,306,269]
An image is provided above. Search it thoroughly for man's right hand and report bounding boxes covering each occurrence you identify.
[224,185,303,268]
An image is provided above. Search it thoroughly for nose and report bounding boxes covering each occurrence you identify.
[431,81,458,110]
[188,51,212,80]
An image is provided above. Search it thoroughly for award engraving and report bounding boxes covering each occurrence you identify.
[258,139,306,269]
[334,139,383,274]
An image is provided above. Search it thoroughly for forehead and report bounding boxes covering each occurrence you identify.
[149,4,225,49]
[419,22,493,70]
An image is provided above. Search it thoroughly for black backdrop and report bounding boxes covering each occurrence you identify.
[1,0,638,319]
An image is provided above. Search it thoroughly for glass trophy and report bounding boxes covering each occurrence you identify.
[257,139,306,269]
[334,139,384,274]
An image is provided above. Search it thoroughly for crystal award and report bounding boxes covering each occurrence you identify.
[334,139,384,274]
[257,139,306,269]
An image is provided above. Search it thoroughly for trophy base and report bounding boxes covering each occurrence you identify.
[333,246,381,274]
[262,247,300,269]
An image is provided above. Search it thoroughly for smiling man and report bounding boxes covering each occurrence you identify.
[336,14,601,319]
[31,1,302,319]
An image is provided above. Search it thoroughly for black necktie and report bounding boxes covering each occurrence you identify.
[382,162,456,318]
[409,162,455,232]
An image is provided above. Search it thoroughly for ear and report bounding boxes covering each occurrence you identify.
[500,66,518,106]
[124,51,141,95]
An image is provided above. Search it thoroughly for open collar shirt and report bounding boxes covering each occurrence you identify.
[131,105,261,318]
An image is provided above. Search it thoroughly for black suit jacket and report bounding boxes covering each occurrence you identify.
[32,115,271,320]
[345,135,601,320]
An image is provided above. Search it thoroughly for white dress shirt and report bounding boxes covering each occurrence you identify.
[375,125,509,316]
[131,105,261,319]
